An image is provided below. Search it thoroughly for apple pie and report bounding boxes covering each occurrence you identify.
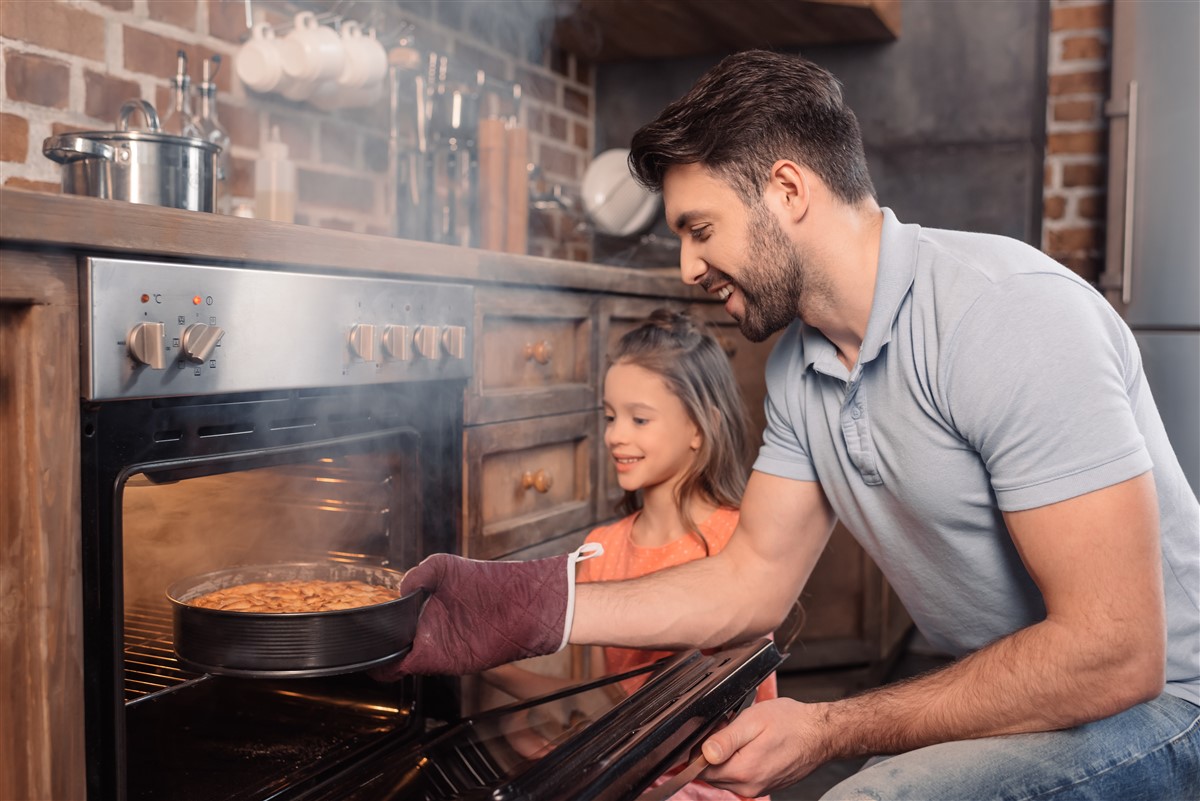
[188,578,401,613]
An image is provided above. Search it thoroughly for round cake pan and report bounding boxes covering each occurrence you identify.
[167,562,425,678]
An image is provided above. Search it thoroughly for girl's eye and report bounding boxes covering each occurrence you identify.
[603,415,614,424]
[689,225,711,242]
[633,417,649,426]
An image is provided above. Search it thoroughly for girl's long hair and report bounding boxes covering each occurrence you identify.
[611,309,752,553]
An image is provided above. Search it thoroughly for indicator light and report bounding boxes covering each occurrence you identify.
[193,295,202,305]
[140,294,150,303]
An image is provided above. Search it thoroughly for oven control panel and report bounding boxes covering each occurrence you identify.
[83,258,474,400]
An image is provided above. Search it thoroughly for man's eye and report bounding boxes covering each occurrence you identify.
[689,225,710,242]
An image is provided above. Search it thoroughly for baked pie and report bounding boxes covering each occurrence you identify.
[189,578,401,613]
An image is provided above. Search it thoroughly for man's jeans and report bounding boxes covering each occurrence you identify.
[822,692,1200,800]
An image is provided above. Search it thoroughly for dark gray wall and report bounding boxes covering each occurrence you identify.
[593,0,1049,264]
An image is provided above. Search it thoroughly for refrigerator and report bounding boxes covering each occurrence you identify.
[1103,0,1200,495]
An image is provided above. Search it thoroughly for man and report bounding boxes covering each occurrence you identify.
[386,51,1200,799]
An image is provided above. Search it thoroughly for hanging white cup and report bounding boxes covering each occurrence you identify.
[236,22,286,93]
[280,11,345,85]
[338,23,388,89]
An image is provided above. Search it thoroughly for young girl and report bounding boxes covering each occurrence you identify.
[484,310,778,800]
[582,309,776,801]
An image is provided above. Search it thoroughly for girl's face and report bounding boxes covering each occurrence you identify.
[603,362,702,494]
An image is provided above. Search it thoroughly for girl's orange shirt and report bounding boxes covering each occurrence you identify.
[577,507,777,801]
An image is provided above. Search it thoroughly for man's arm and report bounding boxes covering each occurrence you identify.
[700,472,1166,796]
[570,470,837,649]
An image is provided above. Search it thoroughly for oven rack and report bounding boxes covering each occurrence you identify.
[123,601,206,703]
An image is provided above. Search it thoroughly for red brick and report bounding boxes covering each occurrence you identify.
[1060,253,1102,281]
[1044,195,1066,220]
[0,1,106,61]
[148,0,197,30]
[0,112,30,162]
[124,28,233,93]
[216,101,259,150]
[1061,34,1106,60]
[1053,98,1099,123]
[5,176,60,193]
[84,69,143,124]
[1047,225,1101,252]
[1046,130,1104,155]
[563,86,589,117]
[514,67,558,103]
[5,51,70,109]
[208,0,256,43]
[1063,162,1103,188]
[573,121,588,150]
[538,142,578,180]
[1048,69,1107,95]
[1051,4,1109,32]
[1077,193,1106,219]
[546,111,567,141]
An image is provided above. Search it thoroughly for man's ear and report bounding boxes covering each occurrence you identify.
[766,159,811,223]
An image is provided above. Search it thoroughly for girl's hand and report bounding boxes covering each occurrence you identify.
[698,698,834,797]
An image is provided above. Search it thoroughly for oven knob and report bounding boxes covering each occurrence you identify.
[414,325,441,360]
[348,323,376,362]
[180,322,225,363]
[382,325,413,361]
[127,321,166,369]
[441,325,467,360]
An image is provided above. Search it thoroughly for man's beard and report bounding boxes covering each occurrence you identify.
[733,206,809,342]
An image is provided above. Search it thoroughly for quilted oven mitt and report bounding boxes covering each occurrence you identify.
[373,543,602,677]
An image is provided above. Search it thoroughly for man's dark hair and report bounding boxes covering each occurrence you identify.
[629,50,876,206]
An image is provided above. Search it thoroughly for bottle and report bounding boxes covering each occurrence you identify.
[162,50,201,138]
[255,125,296,223]
[195,56,232,215]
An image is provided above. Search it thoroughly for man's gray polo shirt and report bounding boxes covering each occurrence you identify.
[754,208,1199,704]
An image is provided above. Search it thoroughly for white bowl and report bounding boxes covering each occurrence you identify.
[582,148,661,237]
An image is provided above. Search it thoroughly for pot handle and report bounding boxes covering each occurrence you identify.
[118,99,162,133]
[42,136,116,163]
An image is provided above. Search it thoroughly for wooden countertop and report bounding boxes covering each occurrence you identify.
[0,188,697,300]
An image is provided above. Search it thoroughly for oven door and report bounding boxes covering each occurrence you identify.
[295,638,783,801]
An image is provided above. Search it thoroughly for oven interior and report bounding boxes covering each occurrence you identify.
[82,383,463,801]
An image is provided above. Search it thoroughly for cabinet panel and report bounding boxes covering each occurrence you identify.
[464,411,596,560]
[466,287,597,425]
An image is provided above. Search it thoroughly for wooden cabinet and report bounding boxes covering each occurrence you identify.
[463,287,603,561]
[552,0,902,62]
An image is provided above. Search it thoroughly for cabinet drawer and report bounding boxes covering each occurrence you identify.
[466,288,597,425]
[464,411,596,560]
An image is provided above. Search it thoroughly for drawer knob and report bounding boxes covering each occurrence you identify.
[521,469,554,494]
[523,340,553,365]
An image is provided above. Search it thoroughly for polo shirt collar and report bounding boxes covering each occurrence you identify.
[801,207,919,376]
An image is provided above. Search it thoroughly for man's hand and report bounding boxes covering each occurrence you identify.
[371,552,571,678]
[698,698,830,797]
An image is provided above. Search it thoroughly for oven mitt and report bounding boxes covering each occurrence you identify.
[373,542,603,677]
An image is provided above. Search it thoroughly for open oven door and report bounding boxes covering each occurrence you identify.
[298,637,784,801]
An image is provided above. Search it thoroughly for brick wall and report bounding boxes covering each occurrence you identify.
[0,0,594,260]
[1042,0,1111,282]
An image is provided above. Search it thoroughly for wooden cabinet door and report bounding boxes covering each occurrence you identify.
[466,287,597,425]
[463,411,597,560]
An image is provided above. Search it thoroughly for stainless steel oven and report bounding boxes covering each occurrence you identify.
[78,257,781,801]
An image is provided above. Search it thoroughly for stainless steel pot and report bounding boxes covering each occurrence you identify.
[43,99,220,212]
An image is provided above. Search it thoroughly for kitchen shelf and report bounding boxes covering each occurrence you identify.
[552,0,901,62]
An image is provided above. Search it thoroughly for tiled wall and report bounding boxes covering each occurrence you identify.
[1042,0,1110,282]
[0,0,594,260]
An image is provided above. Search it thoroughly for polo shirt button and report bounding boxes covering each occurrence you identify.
[851,406,862,419]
